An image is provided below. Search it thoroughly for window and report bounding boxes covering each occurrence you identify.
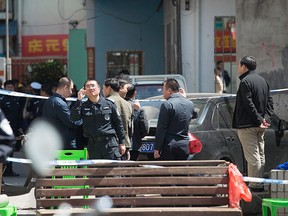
[214,16,237,93]
[106,50,143,78]
[212,99,235,129]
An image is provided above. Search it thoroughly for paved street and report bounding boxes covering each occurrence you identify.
[2,151,36,215]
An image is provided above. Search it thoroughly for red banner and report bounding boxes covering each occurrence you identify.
[22,35,68,57]
[215,30,236,53]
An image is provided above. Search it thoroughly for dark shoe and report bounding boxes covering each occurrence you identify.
[249,186,264,192]
[3,171,19,177]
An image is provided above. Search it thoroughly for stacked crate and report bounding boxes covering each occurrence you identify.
[270,170,288,215]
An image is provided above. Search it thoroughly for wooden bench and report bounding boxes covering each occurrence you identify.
[35,160,242,216]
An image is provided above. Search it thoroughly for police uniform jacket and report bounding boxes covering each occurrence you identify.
[155,93,195,151]
[108,92,132,148]
[42,93,82,149]
[70,96,125,145]
[232,70,274,129]
[0,95,22,133]
[0,108,15,162]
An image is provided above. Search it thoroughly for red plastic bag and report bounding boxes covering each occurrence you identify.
[228,163,252,208]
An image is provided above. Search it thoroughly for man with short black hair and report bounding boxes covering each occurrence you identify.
[102,78,132,160]
[43,77,82,149]
[71,79,126,159]
[125,83,149,160]
[233,56,274,192]
[0,80,22,176]
[154,78,196,160]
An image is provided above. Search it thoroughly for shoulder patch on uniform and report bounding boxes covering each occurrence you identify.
[107,98,115,103]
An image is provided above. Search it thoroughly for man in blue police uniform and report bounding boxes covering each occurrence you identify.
[0,107,16,186]
[0,108,16,163]
[71,79,126,159]
[0,80,22,176]
[154,78,196,160]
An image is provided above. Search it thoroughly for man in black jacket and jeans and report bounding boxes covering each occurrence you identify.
[232,56,274,192]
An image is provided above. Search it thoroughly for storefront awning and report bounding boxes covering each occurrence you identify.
[0,20,17,36]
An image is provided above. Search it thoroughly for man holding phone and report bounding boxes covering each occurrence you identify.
[71,79,126,159]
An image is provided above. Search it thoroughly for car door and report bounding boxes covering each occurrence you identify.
[212,98,246,174]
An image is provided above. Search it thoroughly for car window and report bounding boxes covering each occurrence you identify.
[140,97,209,129]
[212,99,235,129]
[139,100,163,127]
[189,98,207,127]
[135,84,163,99]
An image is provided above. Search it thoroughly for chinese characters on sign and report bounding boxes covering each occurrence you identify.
[214,30,236,53]
[22,35,68,57]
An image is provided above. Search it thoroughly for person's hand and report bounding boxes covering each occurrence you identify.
[125,150,130,160]
[154,150,161,159]
[179,88,186,97]
[133,100,140,110]
[260,119,270,129]
[77,88,86,100]
[119,144,126,155]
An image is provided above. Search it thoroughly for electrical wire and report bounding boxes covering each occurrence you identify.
[94,8,157,25]
[24,2,161,28]
[58,0,86,21]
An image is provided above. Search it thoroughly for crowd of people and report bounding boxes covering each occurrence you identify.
[0,72,151,168]
[0,57,274,194]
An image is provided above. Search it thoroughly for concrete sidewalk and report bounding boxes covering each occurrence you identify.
[8,188,36,215]
[2,150,36,215]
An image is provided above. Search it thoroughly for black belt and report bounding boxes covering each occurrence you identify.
[91,135,113,142]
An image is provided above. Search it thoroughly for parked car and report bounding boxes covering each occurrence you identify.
[129,74,187,99]
[138,91,288,176]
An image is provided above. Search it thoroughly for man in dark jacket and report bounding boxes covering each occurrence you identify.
[232,56,274,192]
[154,78,196,160]
[42,77,82,149]
[125,83,149,161]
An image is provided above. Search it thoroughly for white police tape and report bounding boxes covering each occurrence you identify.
[1,88,288,102]
[243,176,288,185]
[0,89,77,101]
[6,157,136,166]
[7,156,288,184]
[270,88,288,93]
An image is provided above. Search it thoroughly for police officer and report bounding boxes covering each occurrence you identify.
[102,78,132,160]
[0,80,22,176]
[26,82,43,120]
[71,79,126,159]
[154,78,196,160]
[0,108,16,163]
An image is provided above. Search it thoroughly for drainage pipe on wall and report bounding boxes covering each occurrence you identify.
[176,0,183,75]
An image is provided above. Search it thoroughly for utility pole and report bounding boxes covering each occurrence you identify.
[5,0,11,80]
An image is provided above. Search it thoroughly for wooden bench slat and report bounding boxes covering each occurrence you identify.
[36,207,241,216]
[36,176,228,187]
[47,166,228,177]
[49,160,228,167]
[36,186,228,197]
[37,196,229,208]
